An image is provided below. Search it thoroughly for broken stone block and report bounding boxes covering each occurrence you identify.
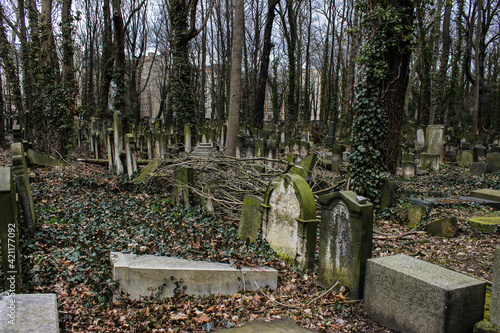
[473,320,500,333]
[215,318,312,332]
[364,254,486,333]
[0,294,59,332]
[406,205,427,228]
[470,162,488,176]
[27,149,67,167]
[425,217,458,237]
[110,252,277,300]
[468,217,500,233]
[419,153,440,171]
[471,189,500,203]
[133,159,162,182]
[487,153,500,173]
[237,195,263,243]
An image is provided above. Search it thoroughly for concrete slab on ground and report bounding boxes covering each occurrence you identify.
[111,252,278,300]
[0,293,59,333]
[214,318,312,332]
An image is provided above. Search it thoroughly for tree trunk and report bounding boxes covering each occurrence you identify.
[99,0,114,118]
[112,0,127,117]
[225,0,244,156]
[253,0,280,129]
[472,0,483,137]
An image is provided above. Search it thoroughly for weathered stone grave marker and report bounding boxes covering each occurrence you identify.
[11,143,36,234]
[113,111,124,175]
[262,174,318,269]
[174,167,194,207]
[0,167,21,293]
[318,191,374,299]
[237,195,264,243]
[426,124,444,162]
[111,252,277,300]
[364,254,486,333]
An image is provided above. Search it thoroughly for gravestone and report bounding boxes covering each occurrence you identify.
[291,154,318,179]
[492,247,500,326]
[184,123,192,153]
[106,128,115,173]
[426,124,445,162]
[487,152,500,173]
[324,121,336,145]
[318,191,374,299]
[124,134,137,179]
[331,144,345,172]
[0,168,21,293]
[425,217,458,237]
[420,153,440,171]
[0,294,59,332]
[402,161,416,180]
[113,111,124,175]
[457,150,474,168]
[238,195,264,243]
[379,179,396,211]
[364,254,486,333]
[470,162,488,176]
[11,143,36,234]
[406,205,427,228]
[174,167,194,207]
[262,174,318,269]
[415,128,425,148]
[111,253,277,300]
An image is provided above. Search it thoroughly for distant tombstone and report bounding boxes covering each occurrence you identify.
[331,144,345,172]
[0,167,21,293]
[487,152,500,173]
[419,153,440,171]
[262,174,318,269]
[492,247,500,326]
[184,123,192,153]
[124,134,137,179]
[11,143,36,234]
[299,141,309,158]
[325,121,336,145]
[318,191,374,299]
[106,128,115,173]
[415,128,425,148]
[402,153,415,163]
[174,167,194,207]
[379,179,396,211]
[113,111,124,175]
[426,124,444,162]
[291,154,318,179]
[238,195,264,243]
[469,162,487,176]
[457,150,474,168]
[402,161,416,180]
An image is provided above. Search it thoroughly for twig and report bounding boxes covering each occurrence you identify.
[306,281,339,306]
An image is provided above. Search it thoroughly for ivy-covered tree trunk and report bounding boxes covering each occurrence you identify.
[99,0,114,118]
[112,0,128,118]
[284,0,299,131]
[349,0,414,204]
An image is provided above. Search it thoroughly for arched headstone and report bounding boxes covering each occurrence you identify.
[262,174,317,269]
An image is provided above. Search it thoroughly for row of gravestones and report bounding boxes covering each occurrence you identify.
[238,173,373,299]
[0,143,37,293]
[237,172,500,332]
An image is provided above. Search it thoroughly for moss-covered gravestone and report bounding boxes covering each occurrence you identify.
[420,153,440,171]
[113,111,124,175]
[174,167,194,207]
[318,191,374,299]
[487,152,500,173]
[426,124,444,162]
[0,167,21,293]
[12,143,36,234]
[467,217,500,233]
[291,154,318,179]
[457,150,474,168]
[492,247,500,326]
[425,217,458,238]
[262,174,318,269]
[238,195,264,243]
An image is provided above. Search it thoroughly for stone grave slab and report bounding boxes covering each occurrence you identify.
[471,190,500,203]
[111,252,277,300]
[215,318,312,332]
[0,294,59,332]
[467,216,500,233]
[318,191,374,299]
[405,196,500,210]
[364,254,486,333]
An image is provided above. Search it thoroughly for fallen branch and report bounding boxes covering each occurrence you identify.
[373,231,426,240]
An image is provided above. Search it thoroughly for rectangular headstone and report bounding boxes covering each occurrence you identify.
[111,252,278,300]
[0,294,59,332]
[318,191,374,299]
[364,254,486,333]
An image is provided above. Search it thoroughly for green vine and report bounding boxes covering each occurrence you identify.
[349,0,415,205]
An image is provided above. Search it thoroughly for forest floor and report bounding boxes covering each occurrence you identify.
[0,142,499,332]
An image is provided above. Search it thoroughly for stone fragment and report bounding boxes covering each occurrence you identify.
[468,217,500,233]
[425,217,458,237]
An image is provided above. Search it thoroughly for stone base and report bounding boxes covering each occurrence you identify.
[111,252,278,300]
[214,318,312,332]
[364,254,486,333]
[0,294,59,332]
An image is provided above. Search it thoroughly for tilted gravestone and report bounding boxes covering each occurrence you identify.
[174,167,194,207]
[0,168,21,293]
[113,111,124,175]
[318,191,374,299]
[11,143,36,234]
[262,174,318,269]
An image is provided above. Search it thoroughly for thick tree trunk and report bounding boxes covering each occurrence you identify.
[225,0,244,156]
[99,0,114,118]
[112,0,127,117]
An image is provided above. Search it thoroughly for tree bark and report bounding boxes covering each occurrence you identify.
[253,0,280,128]
[99,0,114,118]
[225,0,245,156]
